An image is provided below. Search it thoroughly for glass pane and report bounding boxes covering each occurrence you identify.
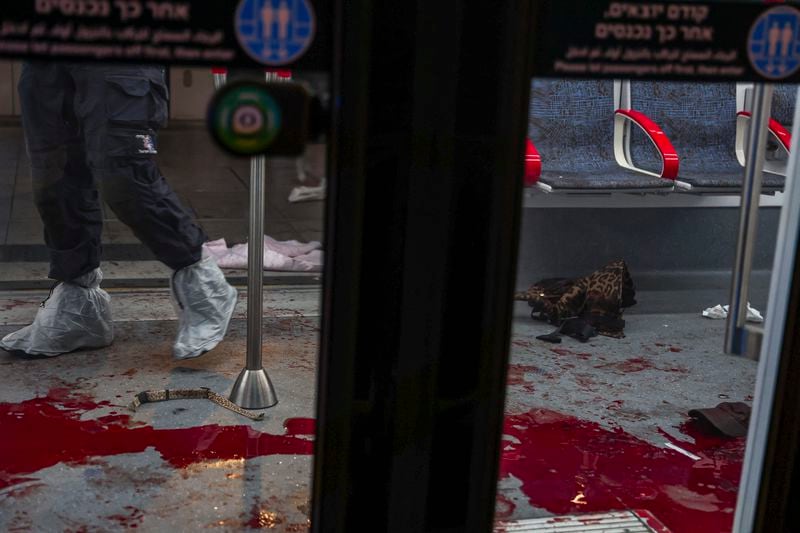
[0,61,327,530]
[496,78,792,532]
[0,63,327,287]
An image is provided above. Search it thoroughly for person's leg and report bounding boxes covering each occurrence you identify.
[70,63,206,270]
[19,62,103,281]
[1,63,112,356]
[72,63,236,359]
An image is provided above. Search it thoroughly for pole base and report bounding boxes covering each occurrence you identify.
[229,368,278,410]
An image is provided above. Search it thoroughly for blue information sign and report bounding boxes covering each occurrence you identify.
[748,6,800,80]
[235,0,316,66]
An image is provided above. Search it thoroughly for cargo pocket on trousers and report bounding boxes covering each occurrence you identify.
[148,77,169,128]
[106,75,168,128]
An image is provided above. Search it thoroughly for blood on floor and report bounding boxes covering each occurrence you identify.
[0,388,315,490]
[499,408,744,533]
[1,387,744,533]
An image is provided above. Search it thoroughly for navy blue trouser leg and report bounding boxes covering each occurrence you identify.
[18,63,103,282]
[19,62,207,281]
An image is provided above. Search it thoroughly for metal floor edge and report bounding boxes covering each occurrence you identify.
[495,510,671,533]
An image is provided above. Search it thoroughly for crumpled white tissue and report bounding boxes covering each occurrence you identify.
[702,303,764,323]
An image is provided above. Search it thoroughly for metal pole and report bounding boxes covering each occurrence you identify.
[213,73,227,90]
[226,68,279,409]
[246,155,266,370]
[725,83,772,357]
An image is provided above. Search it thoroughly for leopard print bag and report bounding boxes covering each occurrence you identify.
[514,260,636,338]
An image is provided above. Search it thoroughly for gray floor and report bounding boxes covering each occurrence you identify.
[496,300,757,532]
[0,287,757,531]
[0,124,326,262]
[0,287,321,532]
[506,299,756,449]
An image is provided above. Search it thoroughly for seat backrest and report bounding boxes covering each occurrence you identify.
[772,84,797,128]
[630,82,738,174]
[529,79,615,173]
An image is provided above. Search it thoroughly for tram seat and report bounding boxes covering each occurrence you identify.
[768,84,797,176]
[771,84,797,130]
[529,79,676,193]
[624,81,785,193]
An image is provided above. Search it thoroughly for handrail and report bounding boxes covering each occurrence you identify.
[524,138,541,186]
[614,109,680,181]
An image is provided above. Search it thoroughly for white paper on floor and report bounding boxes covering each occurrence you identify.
[288,178,326,203]
[702,303,764,323]
[203,237,323,272]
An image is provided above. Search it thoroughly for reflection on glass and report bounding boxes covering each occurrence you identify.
[497,78,790,532]
[0,62,327,531]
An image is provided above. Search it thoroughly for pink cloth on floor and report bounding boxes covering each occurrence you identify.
[293,249,324,271]
[202,237,323,272]
[263,235,321,257]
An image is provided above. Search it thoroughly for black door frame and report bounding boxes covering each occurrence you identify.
[748,241,800,532]
[312,1,534,531]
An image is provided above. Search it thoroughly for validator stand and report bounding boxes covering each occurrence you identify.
[213,68,284,410]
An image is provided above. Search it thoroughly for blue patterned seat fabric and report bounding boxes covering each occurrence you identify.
[631,82,784,190]
[529,79,671,190]
[765,84,796,178]
[771,84,797,129]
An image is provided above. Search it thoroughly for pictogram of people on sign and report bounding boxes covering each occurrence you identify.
[236,0,316,66]
[767,21,796,74]
[749,6,800,79]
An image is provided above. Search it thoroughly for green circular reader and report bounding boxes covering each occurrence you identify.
[207,80,283,156]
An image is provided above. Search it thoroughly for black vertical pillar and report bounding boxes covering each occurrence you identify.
[751,242,800,532]
[313,1,533,531]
